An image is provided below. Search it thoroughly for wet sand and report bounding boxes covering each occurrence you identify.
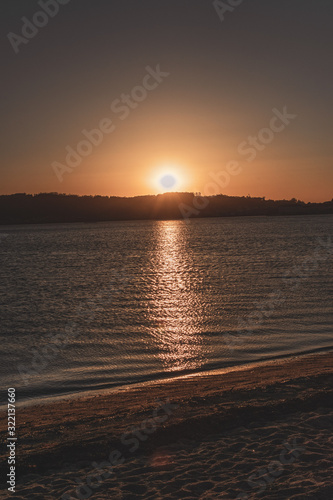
[1,352,332,499]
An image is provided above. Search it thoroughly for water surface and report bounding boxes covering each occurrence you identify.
[0,215,332,406]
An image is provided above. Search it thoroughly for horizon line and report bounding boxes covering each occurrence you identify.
[1,191,333,204]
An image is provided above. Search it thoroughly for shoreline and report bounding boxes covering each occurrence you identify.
[1,351,332,498]
[4,345,333,411]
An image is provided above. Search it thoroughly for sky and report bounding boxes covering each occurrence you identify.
[1,0,332,201]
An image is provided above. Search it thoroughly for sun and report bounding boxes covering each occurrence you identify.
[152,164,184,192]
[160,173,177,189]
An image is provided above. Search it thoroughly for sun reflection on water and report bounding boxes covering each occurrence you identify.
[147,220,205,372]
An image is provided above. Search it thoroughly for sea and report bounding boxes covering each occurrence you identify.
[0,215,332,407]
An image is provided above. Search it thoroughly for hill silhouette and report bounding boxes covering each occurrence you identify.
[0,192,332,225]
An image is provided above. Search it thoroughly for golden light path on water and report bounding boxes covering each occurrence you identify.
[147,221,206,372]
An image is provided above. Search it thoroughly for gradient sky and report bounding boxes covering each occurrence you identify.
[1,0,332,201]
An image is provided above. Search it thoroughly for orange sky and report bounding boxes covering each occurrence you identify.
[2,1,332,202]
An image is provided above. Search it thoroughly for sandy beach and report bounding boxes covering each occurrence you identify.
[1,352,332,499]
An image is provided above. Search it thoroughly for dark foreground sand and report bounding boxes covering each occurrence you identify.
[1,352,333,499]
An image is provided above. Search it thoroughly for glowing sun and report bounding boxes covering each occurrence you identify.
[160,173,177,189]
[152,165,184,192]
